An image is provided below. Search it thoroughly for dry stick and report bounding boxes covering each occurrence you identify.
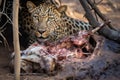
[87,0,116,30]
[91,21,110,33]
[0,12,13,24]
[79,0,99,28]
[0,0,11,50]
[79,0,120,43]
[0,26,10,50]
[0,0,6,18]
[2,0,6,12]
[13,0,20,80]
[0,12,13,50]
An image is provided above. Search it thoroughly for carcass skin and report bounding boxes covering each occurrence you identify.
[10,30,104,74]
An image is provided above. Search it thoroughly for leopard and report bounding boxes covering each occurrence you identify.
[19,1,92,46]
[10,1,95,73]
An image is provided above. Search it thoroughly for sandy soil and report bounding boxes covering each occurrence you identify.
[0,0,120,80]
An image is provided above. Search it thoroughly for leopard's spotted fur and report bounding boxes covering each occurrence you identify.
[19,1,92,45]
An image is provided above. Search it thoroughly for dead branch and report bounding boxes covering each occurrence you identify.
[0,12,12,49]
[87,0,116,30]
[2,0,6,12]
[0,0,6,18]
[79,0,120,43]
[0,12,13,24]
[0,26,10,50]
[12,0,20,80]
[79,0,99,27]
[0,0,11,50]
[91,21,110,33]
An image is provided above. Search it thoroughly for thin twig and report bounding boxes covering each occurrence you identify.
[96,0,103,5]
[0,32,10,50]
[0,12,20,33]
[0,12,13,24]
[1,20,9,28]
[91,20,111,33]
[0,20,10,50]
[2,0,6,12]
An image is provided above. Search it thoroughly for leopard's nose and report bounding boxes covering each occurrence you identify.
[38,29,46,34]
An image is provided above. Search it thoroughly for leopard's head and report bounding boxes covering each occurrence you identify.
[26,1,67,41]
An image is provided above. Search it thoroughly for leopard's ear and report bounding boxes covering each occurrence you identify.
[26,1,36,13]
[57,5,67,13]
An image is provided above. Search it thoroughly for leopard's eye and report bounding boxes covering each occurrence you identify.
[32,14,39,23]
[33,14,38,19]
[33,15,38,19]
